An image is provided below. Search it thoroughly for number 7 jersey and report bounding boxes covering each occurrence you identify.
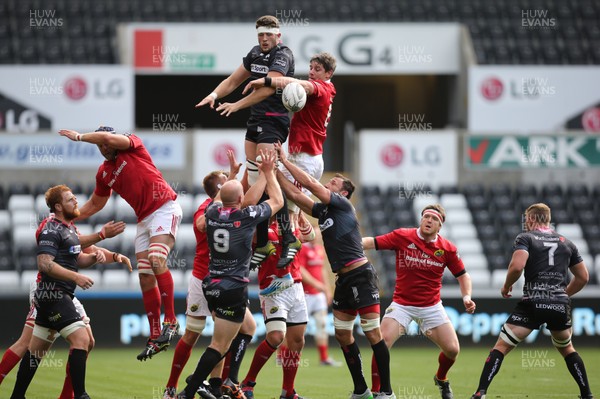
[205,201,272,282]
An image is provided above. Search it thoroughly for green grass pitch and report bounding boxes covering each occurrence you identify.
[1,346,598,398]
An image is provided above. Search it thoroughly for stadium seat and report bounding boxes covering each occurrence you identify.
[451,223,478,240]
[88,196,116,226]
[75,224,93,237]
[444,208,473,224]
[12,225,37,257]
[94,224,123,253]
[468,269,491,287]
[20,270,39,293]
[412,195,440,220]
[79,269,102,287]
[556,224,583,239]
[453,239,484,256]
[8,194,35,212]
[0,270,20,292]
[0,210,10,236]
[177,194,194,224]
[440,193,468,210]
[119,228,138,256]
[461,254,488,270]
[102,269,131,290]
[115,197,137,224]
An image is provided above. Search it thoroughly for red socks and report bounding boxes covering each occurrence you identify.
[317,344,328,362]
[167,340,193,388]
[155,271,176,323]
[436,352,455,380]
[243,340,277,384]
[142,286,162,338]
[371,353,380,392]
[0,349,22,384]
[280,345,301,396]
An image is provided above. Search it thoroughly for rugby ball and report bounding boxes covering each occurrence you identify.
[281,81,307,112]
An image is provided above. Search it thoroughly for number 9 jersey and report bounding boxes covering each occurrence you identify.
[205,201,272,282]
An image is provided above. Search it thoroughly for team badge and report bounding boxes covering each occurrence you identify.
[269,306,279,314]
[234,221,241,228]
[385,307,393,314]
[434,249,444,257]
[190,304,199,312]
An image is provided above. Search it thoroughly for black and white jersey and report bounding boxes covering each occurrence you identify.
[311,192,367,273]
[243,44,294,117]
[205,201,272,281]
[513,229,583,303]
[36,218,82,296]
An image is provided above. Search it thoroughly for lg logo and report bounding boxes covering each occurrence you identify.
[481,77,503,101]
[63,76,125,101]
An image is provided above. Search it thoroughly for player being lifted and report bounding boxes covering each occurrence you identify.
[196,15,300,270]
[177,150,283,399]
[275,143,395,399]
[59,126,183,361]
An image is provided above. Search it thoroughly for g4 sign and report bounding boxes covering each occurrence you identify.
[300,32,394,67]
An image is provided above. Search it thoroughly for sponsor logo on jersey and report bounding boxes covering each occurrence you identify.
[274,58,287,67]
[434,249,445,257]
[156,226,164,232]
[69,245,81,254]
[102,171,107,178]
[408,243,417,249]
[319,218,334,231]
[421,252,430,258]
[269,306,279,314]
[251,64,269,74]
[39,240,56,247]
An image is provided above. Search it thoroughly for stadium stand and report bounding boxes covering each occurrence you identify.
[361,183,600,293]
[1,0,599,65]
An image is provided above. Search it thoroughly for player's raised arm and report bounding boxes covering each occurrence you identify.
[77,192,110,221]
[259,149,283,214]
[275,142,331,204]
[59,129,131,150]
[216,71,282,117]
[196,64,251,109]
[79,220,126,248]
[275,170,315,215]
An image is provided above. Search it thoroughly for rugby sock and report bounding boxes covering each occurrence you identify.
[372,340,392,394]
[142,286,162,339]
[10,351,39,399]
[281,345,301,398]
[68,349,87,398]
[185,347,222,397]
[58,359,73,399]
[476,349,504,391]
[227,333,252,383]
[317,344,329,362]
[564,352,592,397]
[221,351,232,380]
[0,348,21,384]
[370,353,380,392]
[244,339,277,383]
[341,341,368,395]
[256,193,270,248]
[436,351,456,380]
[277,192,294,246]
[155,271,176,323]
[167,339,193,388]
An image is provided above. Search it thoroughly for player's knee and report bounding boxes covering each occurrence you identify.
[314,311,328,340]
[499,324,522,347]
[246,159,259,186]
[266,330,285,347]
[266,321,286,338]
[360,316,380,333]
[444,344,460,359]
[185,316,206,335]
[148,243,171,269]
[551,334,572,349]
[240,310,257,336]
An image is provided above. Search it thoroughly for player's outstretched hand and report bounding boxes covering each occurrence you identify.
[501,285,512,298]
[116,253,133,272]
[242,79,263,95]
[463,295,476,314]
[227,149,242,179]
[59,129,80,141]
[195,95,216,109]
[216,102,240,117]
[101,220,126,239]
[75,274,94,290]
[257,149,276,174]
[273,142,287,164]
[94,250,106,264]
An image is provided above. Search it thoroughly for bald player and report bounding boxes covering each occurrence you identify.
[177,150,283,399]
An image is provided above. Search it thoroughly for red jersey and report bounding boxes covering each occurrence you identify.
[375,228,465,307]
[94,134,177,222]
[192,198,211,280]
[288,79,335,156]
[298,242,326,295]
[257,223,302,289]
